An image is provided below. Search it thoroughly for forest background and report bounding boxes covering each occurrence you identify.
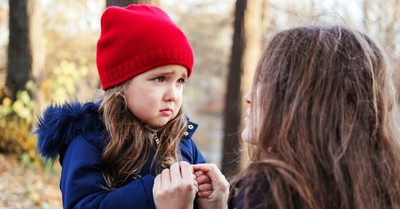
[0,0,399,208]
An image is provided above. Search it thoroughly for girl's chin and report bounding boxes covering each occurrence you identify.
[142,120,168,129]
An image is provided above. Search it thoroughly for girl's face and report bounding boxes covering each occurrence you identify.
[124,64,187,128]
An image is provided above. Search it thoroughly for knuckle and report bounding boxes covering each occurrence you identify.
[183,180,195,190]
[170,162,179,167]
[179,161,191,168]
[162,168,170,173]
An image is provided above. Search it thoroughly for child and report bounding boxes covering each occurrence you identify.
[35,4,205,209]
[230,24,400,209]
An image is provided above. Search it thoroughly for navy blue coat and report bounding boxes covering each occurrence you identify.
[35,102,206,209]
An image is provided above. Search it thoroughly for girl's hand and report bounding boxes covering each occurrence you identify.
[193,164,230,209]
[153,161,198,209]
[195,170,213,198]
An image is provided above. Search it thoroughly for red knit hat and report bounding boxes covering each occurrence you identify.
[96,4,194,90]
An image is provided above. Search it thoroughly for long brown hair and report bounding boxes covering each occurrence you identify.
[99,82,187,189]
[237,25,400,209]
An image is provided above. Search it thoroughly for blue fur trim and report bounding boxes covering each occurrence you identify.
[35,101,104,160]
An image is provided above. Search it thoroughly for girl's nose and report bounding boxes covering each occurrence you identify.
[244,91,251,104]
[164,85,178,102]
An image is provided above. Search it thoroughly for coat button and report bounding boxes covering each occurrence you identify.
[188,125,194,129]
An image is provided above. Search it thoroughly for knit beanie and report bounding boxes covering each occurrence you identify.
[96,4,194,90]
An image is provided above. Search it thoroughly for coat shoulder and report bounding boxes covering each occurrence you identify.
[35,101,106,160]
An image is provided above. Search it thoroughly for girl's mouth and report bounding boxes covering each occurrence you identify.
[160,108,173,115]
[160,108,172,112]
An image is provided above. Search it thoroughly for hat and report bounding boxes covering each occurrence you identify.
[96,4,194,90]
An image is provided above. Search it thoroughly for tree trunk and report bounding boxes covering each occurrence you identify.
[240,0,263,168]
[106,0,159,7]
[362,0,370,31]
[222,0,247,178]
[383,0,400,55]
[6,0,34,101]
[133,0,159,5]
[222,0,263,177]
[361,0,400,57]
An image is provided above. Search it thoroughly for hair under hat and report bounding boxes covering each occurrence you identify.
[96,4,194,90]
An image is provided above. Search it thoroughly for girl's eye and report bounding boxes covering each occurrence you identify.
[177,78,186,84]
[153,76,165,82]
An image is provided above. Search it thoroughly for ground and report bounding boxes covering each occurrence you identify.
[0,154,62,209]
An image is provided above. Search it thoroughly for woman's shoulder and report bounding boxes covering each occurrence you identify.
[229,169,272,209]
[35,101,106,160]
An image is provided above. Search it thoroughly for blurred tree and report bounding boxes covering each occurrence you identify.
[362,0,371,31]
[162,0,233,166]
[38,0,101,103]
[106,0,159,7]
[1,0,42,162]
[361,0,400,58]
[221,0,263,177]
[133,0,159,5]
[5,0,38,101]
[239,0,264,168]
[221,0,246,177]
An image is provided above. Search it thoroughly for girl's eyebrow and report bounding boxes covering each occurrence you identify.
[181,73,188,79]
[150,70,188,78]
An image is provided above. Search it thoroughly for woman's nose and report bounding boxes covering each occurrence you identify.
[244,91,251,104]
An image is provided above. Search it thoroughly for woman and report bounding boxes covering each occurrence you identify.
[230,24,400,209]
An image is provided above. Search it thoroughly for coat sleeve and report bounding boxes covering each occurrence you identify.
[60,135,156,209]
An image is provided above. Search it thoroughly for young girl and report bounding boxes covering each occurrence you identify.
[229,24,400,209]
[36,4,205,209]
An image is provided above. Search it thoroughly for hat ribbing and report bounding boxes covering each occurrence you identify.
[96,4,194,90]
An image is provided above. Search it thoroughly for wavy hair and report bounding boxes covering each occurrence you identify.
[99,82,187,189]
[236,25,400,209]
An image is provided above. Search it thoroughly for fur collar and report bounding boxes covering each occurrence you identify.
[35,101,105,160]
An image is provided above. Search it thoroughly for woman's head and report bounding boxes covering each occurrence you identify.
[240,24,400,209]
[245,25,397,157]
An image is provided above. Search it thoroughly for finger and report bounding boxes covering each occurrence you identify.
[193,164,223,181]
[160,168,171,186]
[196,174,211,185]
[194,163,231,193]
[197,191,213,198]
[194,170,204,178]
[153,174,162,192]
[198,183,212,192]
[193,178,199,190]
[169,162,181,182]
[179,161,194,180]
[192,163,212,173]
